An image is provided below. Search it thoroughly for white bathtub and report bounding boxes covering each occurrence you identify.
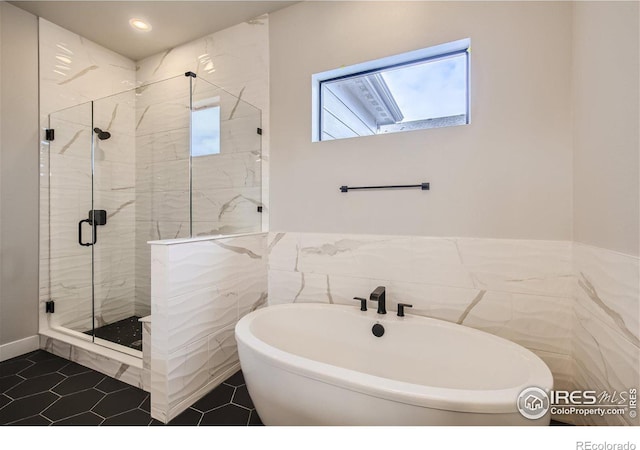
[235,303,553,426]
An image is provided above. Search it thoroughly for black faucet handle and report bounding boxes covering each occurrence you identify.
[370,286,386,299]
[397,303,413,317]
[353,297,367,311]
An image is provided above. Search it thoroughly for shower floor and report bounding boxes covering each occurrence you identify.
[84,316,143,351]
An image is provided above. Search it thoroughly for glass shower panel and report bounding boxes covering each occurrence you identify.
[190,77,262,236]
[132,75,192,323]
[90,75,191,351]
[90,88,139,348]
[47,102,94,336]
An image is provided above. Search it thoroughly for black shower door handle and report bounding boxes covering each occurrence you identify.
[78,218,96,246]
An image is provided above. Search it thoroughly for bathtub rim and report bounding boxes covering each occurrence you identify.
[235,303,554,415]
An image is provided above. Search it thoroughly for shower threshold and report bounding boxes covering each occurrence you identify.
[84,316,143,351]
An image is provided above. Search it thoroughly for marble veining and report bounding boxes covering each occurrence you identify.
[228,86,246,120]
[58,65,98,85]
[150,233,267,423]
[59,130,85,155]
[578,273,639,347]
[152,49,173,75]
[456,290,487,325]
[210,240,261,259]
[267,234,639,426]
[218,194,262,220]
[572,242,639,426]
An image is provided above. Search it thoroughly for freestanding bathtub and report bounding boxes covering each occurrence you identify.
[235,303,553,426]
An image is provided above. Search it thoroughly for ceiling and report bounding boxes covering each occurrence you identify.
[10,1,296,60]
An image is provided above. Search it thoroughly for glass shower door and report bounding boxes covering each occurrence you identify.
[47,102,94,337]
[90,89,140,352]
[90,75,191,354]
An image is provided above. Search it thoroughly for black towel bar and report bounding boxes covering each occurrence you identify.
[339,183,429,193]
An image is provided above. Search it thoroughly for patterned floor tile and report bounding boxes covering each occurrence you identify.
[42,389,104,421]
[18,358,69,379]
[200,404,251,426]
[232,385,254,409]
[53,411,104,426]
[5,372,65,399]
[101,408,152,426]
[0,391,60,423]
[0,351,260,427]
[9,414,52,426]
[92,387,147,418]
[191,383,235,412]
[167,408,203,426]
[52,371,105,396]
[0,375,25,394]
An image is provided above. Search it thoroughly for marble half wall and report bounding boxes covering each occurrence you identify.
[150,233,267,423]
[267,231,577,421]
[573,243,640,426]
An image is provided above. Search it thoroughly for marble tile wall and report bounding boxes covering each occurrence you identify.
[133,76,191,317]
[40,334,144,390]
[149,233,267,423]
[267,231,577,421]
[136,14,269,233]
[268,232,640,425]
[39,19,137,334]
[573,243,639,426]
[132,17,268,317]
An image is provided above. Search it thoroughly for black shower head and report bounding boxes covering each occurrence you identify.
[93,127,111,140]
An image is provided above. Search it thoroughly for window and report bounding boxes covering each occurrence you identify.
[312,38,470,142]
[191,104,220,156]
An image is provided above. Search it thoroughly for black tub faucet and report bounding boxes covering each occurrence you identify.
[370,286,386,314]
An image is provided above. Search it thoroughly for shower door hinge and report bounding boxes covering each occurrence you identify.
[45,300,55,314]
[45,129,55,141]
[257,206,263,213]
[184,71,196,78]
[256,128,262,135]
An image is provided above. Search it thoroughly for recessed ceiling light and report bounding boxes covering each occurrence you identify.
[129,18,152,32]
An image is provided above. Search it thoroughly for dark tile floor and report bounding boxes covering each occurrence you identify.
[0,350,262,426]
[84,316,143,351]
[1,350,574,427]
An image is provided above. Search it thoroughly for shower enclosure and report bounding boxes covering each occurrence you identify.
[42,73,262,356]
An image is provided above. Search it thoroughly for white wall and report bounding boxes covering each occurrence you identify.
[269,1,573,240]
[0,3,39,350]
[572,1,639,257]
